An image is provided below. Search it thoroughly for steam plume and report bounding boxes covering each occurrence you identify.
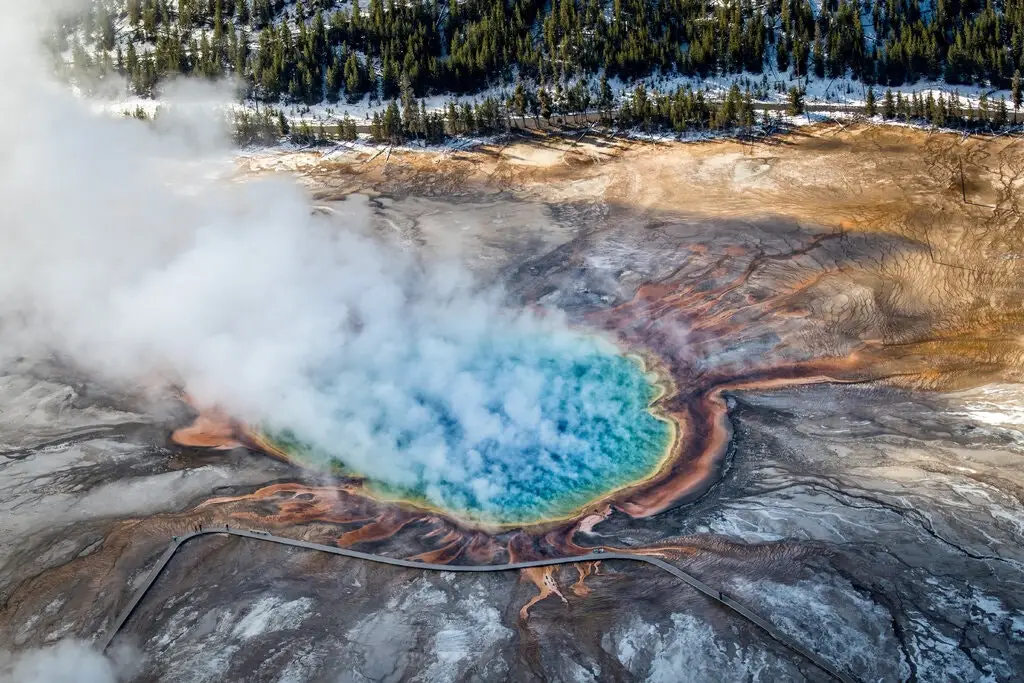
[0,0,665,520]
[0,641,137,683]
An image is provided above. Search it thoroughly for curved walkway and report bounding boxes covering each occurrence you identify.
[99,527,857,683]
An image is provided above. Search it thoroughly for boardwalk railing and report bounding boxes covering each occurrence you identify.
[99,527,858,683]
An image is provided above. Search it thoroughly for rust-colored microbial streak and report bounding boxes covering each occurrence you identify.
[171,406,242,449]
[507,535,570,619]
[518,566,567,620]
[571,561,600,597]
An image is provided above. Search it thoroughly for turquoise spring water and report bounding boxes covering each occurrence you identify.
[264,334,672,525]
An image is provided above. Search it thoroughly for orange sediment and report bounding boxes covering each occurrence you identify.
[171,408,242,449]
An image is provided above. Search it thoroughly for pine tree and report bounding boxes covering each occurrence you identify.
[460,102,476,134]
[925,92,937,123]
[930,93,945,127]
[339,113,357,140]
[400,72,419,137]
[948,91,962,122]
[599,73,613,115]
[528,89,540,125]
[326,56,342,102]
[812,25,824,78]
[126,42,139,87]
[569,81,591,121]
[370,111,383,141]
[787,86,804,115]
[717,83,741,128]
[381,56,399,99]
[994,96,1008,128]
[776,36,791,72]
[383,100,403,141]
[865,87,876,117]
[446,101,460,135]
[882,88,895,119]
[539,88,552,122]
[143,0,157,35]
[344,53,364,102]
[214,0,224,46]
[1012,70,1022,122]
[513,80,527,126]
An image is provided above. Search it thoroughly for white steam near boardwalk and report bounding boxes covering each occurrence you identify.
[0,641,137,683]
[0,0,664,521]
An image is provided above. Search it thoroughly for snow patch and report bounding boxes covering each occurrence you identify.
[421,583,514,683]
[728,576,907,680]
[231,596,314,640]
[604,613,776,681]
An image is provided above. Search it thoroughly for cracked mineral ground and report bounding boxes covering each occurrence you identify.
[4,124,1024,682]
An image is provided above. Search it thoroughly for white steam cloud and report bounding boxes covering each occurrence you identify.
[0,641,137,683]
[0,0,659,519]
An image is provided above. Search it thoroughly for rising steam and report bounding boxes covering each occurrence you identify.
[0,0,669,521]
[0,641,137,683]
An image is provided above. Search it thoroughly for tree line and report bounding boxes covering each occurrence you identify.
[126,73,1020,149]
[865,80,1023,127]
[224,78,764,146]
[57,0,1024,106]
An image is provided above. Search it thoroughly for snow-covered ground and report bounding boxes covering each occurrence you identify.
[89,66,1021,132]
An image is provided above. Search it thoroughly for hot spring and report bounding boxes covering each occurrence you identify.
[258,332,674,526]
